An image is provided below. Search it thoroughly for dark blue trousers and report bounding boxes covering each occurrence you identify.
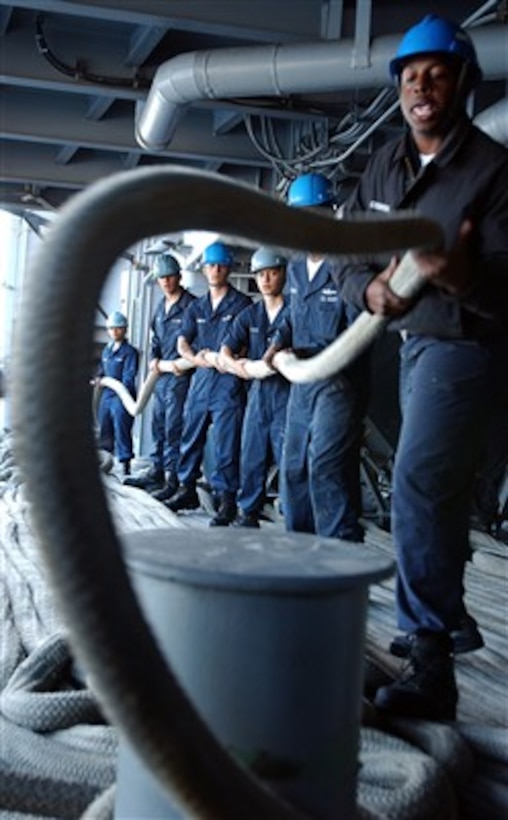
[98,395,134,463]
[238,388,287,516]
[281,372,366,541]
[150,374,190,474]
[177,398,244,495]
[393,335,507,633]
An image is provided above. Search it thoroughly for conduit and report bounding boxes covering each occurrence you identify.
[475,97,508,146]
[136,26,508,150]
[11,166,442,819]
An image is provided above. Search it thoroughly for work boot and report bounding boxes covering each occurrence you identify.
[209,493,237,527]
[120,460,131,476]
[234,510,260,529]
[164,484,200,513]
[374,630,458,722]
[150,472,179,502]
[389,613,484,658]
[123,466,164,492]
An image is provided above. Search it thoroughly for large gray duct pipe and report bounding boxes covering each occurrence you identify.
[475,97,508,146]
[136,25,508,150]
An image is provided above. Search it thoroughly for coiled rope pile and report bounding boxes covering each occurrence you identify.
[0,435,508,820]
[1,430,506,818]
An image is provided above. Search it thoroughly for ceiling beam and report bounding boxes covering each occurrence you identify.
[0,26,146,99]
[320,0,343,40]
[0,4,13,35]
[3,0,324,41]
[1,24,341,122]
[213,111,244,136]
[55,144,79,164]
[85,96,115,120]
[0,142,130,188]
[0,90,272,166]
[125,23,168,67]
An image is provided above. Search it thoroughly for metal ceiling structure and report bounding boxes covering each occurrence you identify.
[0,0,507,214]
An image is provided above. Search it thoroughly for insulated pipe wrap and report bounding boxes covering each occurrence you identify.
[11,166,442,818]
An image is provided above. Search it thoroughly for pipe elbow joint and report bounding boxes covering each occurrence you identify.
[135,95,188,151]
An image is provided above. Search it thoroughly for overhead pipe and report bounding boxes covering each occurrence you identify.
[136,25,508,151]
[474,97,508,145]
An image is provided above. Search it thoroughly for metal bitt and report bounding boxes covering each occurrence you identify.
[115,528,394,819]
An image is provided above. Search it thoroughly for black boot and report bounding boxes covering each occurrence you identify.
[150,472,179,502]
[164,484,200,513]
[234,510,260,529]
[209,493,237,527]
[121,460,131,476]
[390,612,484,657]
[123,466,164,492]
[374,630,458,721]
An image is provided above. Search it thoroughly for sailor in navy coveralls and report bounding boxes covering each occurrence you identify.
[166,242,252,527]
[96,310,139,474]
[221,247,290,528]
[275,173,369,542]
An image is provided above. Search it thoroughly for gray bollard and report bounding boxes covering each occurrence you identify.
[115,528,393,819]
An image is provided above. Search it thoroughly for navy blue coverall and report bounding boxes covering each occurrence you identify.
[338,117,508,634]
[223,297,291,517]
[276,257,369,541]
[149,289,195,476]
[176,286,251,495]
[97,340,138,463]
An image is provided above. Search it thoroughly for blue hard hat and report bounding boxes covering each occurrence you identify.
[152,253,181,278]
[389,15,482,87]
[202,242,233,267]
[250,247,287,274]
[287,173,333,208]
[106,310,128,328]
